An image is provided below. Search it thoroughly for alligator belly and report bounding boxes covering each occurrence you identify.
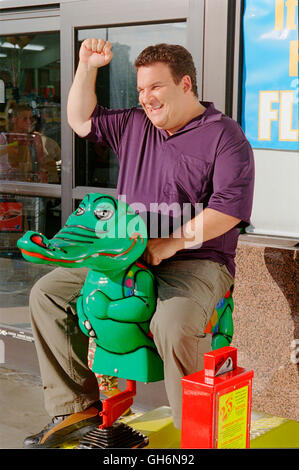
[92,345,164,382]
[93,319,155,354]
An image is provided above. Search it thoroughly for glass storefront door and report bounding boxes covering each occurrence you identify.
[0,9,62,336]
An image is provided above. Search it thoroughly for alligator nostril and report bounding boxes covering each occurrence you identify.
[31,234,48,248]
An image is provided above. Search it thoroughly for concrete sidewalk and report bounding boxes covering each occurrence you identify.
[0,367,49,449]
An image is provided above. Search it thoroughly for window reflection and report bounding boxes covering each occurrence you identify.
[0,33,61,184]
[75,22,187,189]
[0,194,61,326]
[0,194,61,253]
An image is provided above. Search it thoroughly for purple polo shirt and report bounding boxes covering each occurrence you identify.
[85,102,254,278]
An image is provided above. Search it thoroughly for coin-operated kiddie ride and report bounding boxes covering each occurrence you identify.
[17,193,238,449]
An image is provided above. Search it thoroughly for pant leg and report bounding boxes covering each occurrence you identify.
[29,267,100,417]
[150,259,234,429]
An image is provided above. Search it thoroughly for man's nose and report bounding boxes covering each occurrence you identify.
[141,88,153,103]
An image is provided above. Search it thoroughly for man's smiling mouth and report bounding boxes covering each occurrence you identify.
[146,104,163,112]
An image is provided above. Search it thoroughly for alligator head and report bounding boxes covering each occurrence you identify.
[17,193,147,272]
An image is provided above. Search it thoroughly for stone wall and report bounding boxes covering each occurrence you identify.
[232,244,298,420]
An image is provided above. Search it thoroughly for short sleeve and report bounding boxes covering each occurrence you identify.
[83,105,132,155]
[207,125,255,227]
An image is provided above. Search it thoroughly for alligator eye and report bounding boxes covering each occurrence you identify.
[76,206,85,216]
[94,208,114,221]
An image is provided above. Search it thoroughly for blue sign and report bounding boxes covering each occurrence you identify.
[242,0,298,150]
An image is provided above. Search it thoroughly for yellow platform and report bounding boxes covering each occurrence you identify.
[120,406,181,448]
[61,406,299,449]
[250,411,299,448]
[122,407,299,449]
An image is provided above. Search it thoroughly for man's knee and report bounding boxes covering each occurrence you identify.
[29,267,87,314]
[29,269,70,319]
[30,268,59,296]
[29,274,47,308]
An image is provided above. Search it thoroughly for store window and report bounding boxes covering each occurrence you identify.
[75,22,187,189]
[0,194,60,325]
[0,31,61,329]
[0,32,61,184]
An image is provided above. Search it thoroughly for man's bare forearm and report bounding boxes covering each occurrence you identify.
[67,61,98,137]
[67,39,113,137]
[172,208,241,249]
[143,208,241,265]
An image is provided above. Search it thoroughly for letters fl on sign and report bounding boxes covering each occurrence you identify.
[243,0,298,150]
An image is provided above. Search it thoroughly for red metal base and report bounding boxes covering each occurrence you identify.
[99,379,136,429]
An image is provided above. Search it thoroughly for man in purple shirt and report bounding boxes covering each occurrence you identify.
[24,39,254,447]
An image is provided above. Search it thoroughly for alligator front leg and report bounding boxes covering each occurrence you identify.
[76,286,109,337]
[107,294,156,322]
[107,270,156,322]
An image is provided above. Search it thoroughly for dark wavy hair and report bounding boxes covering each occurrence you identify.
[134,43,198,98]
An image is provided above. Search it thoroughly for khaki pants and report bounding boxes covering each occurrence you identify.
[29,259,233,429]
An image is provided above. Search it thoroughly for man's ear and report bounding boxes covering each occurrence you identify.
[181,75,192,93]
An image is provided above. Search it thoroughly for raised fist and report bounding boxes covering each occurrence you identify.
[79,38,113,68]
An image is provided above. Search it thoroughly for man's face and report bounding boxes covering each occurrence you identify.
[137,62,189,135]
[13,111,32,133]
